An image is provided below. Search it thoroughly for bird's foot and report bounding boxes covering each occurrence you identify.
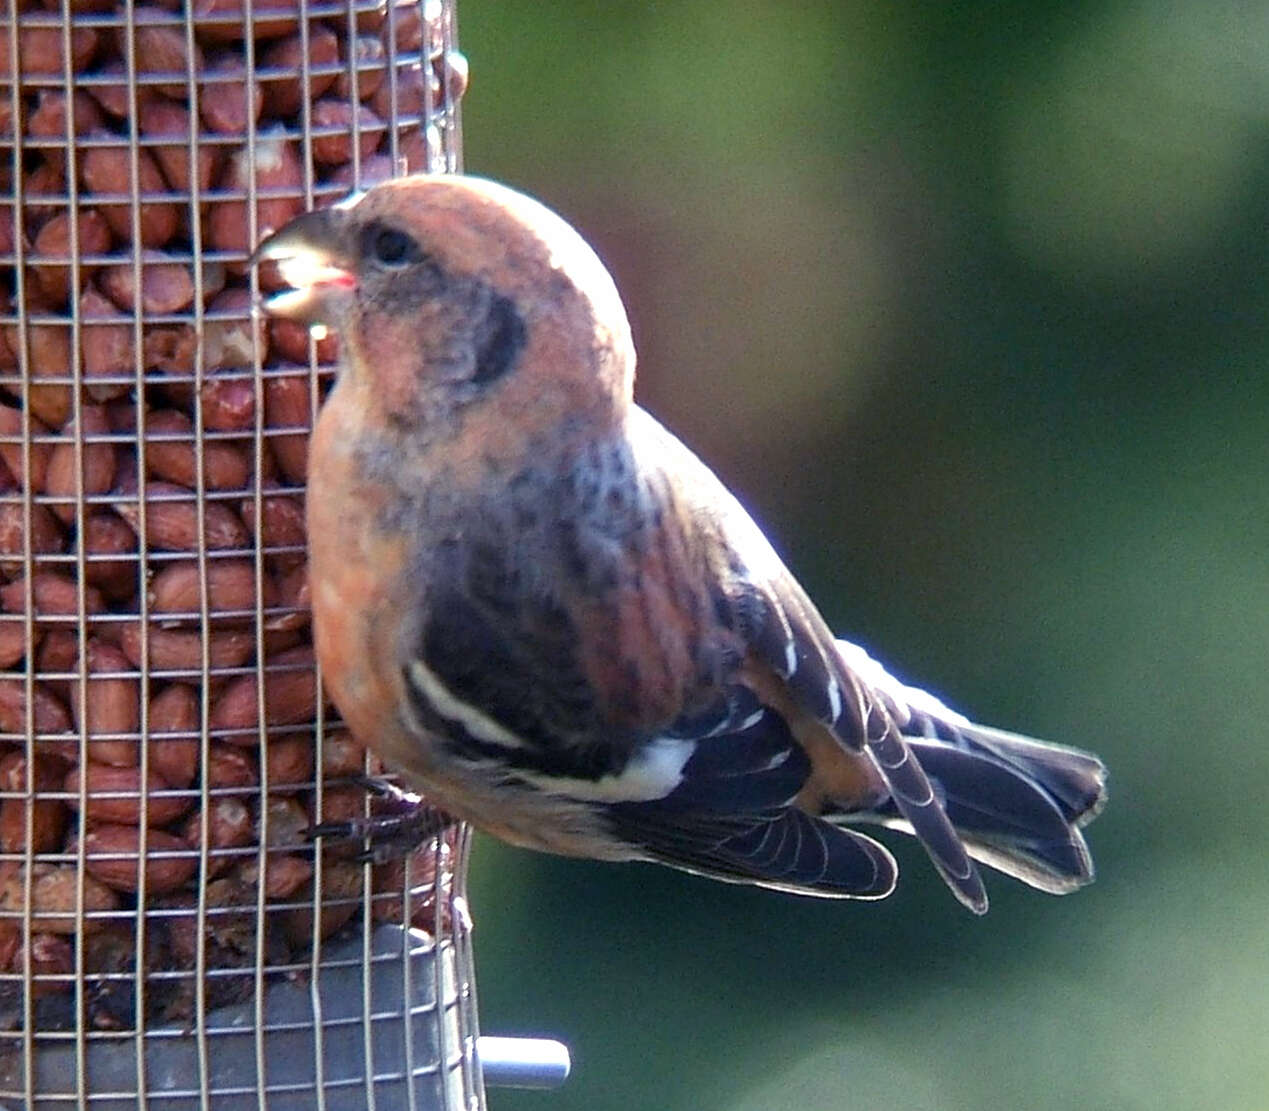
[306,777,456,864]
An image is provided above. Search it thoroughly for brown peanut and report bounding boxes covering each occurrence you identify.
[334,34,387,103]
[257,793,308,850]
[146,683,201,788]
[29,208,113,307]
[23,160,68,230]
[203,286,267,370]
[310,100,384,165]
[9,312,74,427]
[99,258,196,316]
[371,846,445,929]
[143,410,251,492]
[268,320,338,368]
[241,492,306,572]
[263,734,315,789]
[198,52,264,136]
[82,61,157,119]
[0,503,66,576]
[79,287,136,401]
[198,372,257,433]
[125,11,205,100]
[79,512,140,600]
[240,853,312,900]
[0,679,72,738]
[0,403,53,492]
[22,932,75,997]
[44,404,117,524]
[262,368,316,484]
[148,558,276,624]
[82,824,197,894]
[138,98,219,195]
[266,562,310,634]
[25,90,106,146]
[0,751,70,854]
[192,0,301,45]
[259,26,340,117]
[0,862,120,934]
[320,729,373,779]
[205,743,258,791]
[70,639,140,767]
[0,25,99,84]
[182,795,253,876]
[0,572,106,621]
[143,325,198,376]
[113,479,250,552]
[206,133,305,253]
[209,645,318,739]
[79,138,179,248]
[0,617,31,668]
[118,621,256,673]
[66,762,189,826]
[279,858,363,945]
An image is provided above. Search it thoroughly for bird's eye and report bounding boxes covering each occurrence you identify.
[367,225,422,267]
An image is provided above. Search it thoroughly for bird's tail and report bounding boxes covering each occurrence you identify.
[861,722,1107,894]
[831,641,1108,896]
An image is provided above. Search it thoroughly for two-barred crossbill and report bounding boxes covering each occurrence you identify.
[254,175,1106,914]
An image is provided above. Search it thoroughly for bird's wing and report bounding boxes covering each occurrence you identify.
[635,409,989,912]
[601,684,897,898]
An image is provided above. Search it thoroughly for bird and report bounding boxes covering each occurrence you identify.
[252,174,1107,915]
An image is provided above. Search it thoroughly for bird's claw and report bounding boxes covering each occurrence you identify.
[306,778,455,864]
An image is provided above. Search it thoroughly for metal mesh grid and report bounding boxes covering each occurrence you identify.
[0,1,478,1106]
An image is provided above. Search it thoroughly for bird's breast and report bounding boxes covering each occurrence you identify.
[307,399,418,764]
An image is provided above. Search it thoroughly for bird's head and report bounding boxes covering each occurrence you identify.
[253,174,636,443]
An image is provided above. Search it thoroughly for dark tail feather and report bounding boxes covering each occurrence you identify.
[859,725,1107,894]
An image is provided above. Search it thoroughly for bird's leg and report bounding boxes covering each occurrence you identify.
[306,776,458,864]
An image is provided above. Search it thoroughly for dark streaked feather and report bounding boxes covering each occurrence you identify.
[658,698,808,814]
[418,533,624,759]
[614,688,895,898]
[610,801,897,899]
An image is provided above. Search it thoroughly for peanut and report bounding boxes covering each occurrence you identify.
[44,404,117,524]
[98,258,196,316]
[113,479,250,552]
[66,762,189,827]
[125,11,205,100]
[0,861,120,934]
[79,512,140,601]
[146,683,201,788]
[0,503,66,576]
[209,645,318,739]
[182,795,253,876]
[259,26,340,117]
[198,52,264,136]
[117,621,256,674]
[79,287,136,401]
[79,137,179,248]
[148,558,277,623]
[0,751,70,854]
[70,639,141,767]
[143,410,251,492]
[0,403,53,492]
[204,743,258,791]
[263,733,315,789]
[138,98,219,196]
[82,824,197,894]
[29,208,113,307]
[310,100,383,166]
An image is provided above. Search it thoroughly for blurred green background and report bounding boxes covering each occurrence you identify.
[455,3,1269,1109]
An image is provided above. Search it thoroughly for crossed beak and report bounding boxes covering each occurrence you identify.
[250,206,357,324]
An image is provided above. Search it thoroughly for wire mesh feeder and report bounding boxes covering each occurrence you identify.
[0,1,515,1106]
